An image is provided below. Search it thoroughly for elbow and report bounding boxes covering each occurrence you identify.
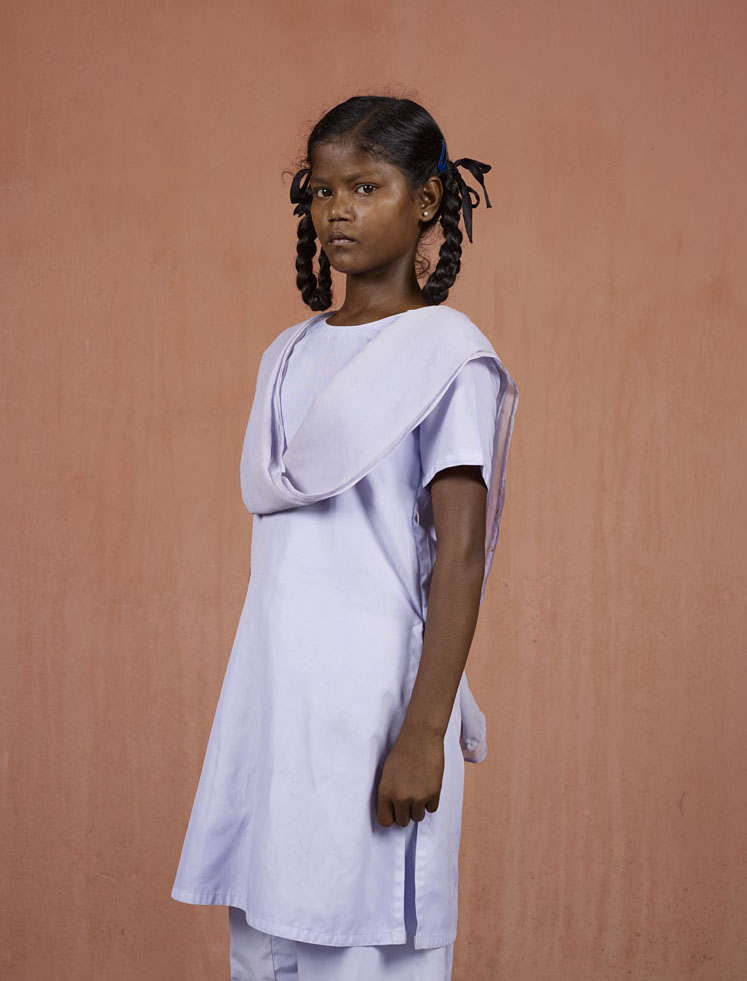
[435,535,485,574]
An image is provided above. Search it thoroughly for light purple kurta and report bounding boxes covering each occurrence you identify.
[171,304,519,949]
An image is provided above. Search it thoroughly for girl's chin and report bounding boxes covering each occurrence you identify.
[326,256,365,273]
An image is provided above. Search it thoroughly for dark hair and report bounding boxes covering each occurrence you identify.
[287,95,492,311]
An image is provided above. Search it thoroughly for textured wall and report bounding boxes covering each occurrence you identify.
[1,1,745,978]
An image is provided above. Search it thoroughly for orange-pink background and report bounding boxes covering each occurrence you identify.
[2,1,745,978]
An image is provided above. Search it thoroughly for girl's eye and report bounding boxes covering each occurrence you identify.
[312,185,376,199]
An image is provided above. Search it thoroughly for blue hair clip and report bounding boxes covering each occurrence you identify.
[437,138,448,174]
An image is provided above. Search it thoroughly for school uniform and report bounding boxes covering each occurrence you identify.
[171,304,519,971]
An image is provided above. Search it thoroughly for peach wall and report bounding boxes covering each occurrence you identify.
[2,1,745,978]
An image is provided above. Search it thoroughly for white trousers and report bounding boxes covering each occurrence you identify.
[228,819,455,980]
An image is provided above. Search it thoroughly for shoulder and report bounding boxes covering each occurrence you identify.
[423,305,519,400]
[259,313,323,365]
[418,303,500,359]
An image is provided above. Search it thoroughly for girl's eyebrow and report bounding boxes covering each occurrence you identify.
[310,171,382,184]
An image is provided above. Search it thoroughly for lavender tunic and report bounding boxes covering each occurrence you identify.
[171,305,518,949]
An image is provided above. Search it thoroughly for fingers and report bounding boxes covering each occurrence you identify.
[393,802,411,827]
[410,802,427,822]
[376,792,394,826]
[377,797,437,827]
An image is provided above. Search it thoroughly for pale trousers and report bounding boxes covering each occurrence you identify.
[228,819,455,980]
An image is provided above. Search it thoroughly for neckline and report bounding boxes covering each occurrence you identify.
[318,305,434,329]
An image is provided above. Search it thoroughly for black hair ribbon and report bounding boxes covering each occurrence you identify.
[451,158,492,244]
[290,167,312,216]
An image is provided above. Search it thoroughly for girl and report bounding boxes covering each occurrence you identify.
[171,95,519,981]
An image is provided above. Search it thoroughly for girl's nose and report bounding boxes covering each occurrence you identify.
[326,191,355,217]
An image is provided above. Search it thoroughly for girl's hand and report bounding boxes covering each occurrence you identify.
[376,725,445,827]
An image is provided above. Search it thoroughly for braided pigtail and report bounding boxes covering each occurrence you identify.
[290,166,333,310]
[422,161,463,306]
[423,151,493,305]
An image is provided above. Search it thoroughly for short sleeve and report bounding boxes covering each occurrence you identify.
[417,356,501,492]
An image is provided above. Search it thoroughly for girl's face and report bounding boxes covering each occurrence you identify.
[309,138,442,276]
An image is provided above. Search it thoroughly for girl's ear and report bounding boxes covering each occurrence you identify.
[419,176,443,219]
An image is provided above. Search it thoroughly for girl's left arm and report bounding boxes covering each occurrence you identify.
[400,463,487,741]
[376,463,487,826]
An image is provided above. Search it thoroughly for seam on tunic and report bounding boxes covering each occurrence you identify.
[411,483,425,620]
[269,931,279,978]
[411,476,434,624]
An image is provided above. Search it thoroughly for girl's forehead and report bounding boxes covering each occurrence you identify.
[310,142,391,178]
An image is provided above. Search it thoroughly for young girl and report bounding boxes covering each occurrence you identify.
[171,95,519,981]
